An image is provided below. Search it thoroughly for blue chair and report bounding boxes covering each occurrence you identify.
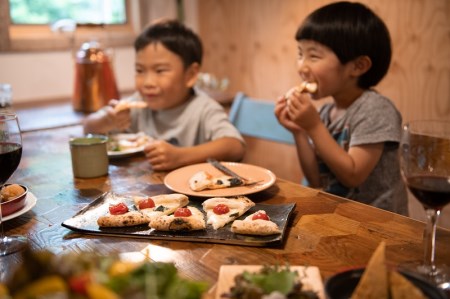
[228,92,295,144]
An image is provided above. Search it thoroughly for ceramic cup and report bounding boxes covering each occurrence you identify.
[70,135,109,178]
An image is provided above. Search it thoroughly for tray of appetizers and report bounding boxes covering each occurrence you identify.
[62,188,295,247]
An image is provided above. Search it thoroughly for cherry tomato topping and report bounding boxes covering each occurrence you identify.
[174,207,192,217]
[69,272,92,295]
[213,204,230,215]
[252,211,270,221]
[109,202,129,215]
[139,198,155,209]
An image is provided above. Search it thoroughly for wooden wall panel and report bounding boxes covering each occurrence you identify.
[197,0,449,122]
[195,0,450,183]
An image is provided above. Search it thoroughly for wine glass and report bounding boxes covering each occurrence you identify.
[0,113,27,256]
[400,119,450,287]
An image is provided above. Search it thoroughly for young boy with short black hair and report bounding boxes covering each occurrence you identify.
[84,20,245,171]
[275,2,408,215]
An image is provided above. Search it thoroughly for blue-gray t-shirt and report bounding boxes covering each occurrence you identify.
[129,89,244,147]
[317,90,408,215]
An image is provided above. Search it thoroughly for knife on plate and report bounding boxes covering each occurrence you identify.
[207,158,260,186]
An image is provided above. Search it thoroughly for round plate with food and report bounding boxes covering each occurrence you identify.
[164,162,276,197]
[107,132,153,158]
[2,191,37,221]
[1,183,28,217]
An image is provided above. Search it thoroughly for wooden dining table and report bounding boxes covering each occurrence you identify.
[2,123,450,298]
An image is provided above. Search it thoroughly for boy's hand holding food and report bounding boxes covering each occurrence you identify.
[82,99,132,134]
[274,95,304,133]
[102,99,131,131]
[284,81,317,102]
[275,81,318,133]
[113,98,148,112]
[286,92,321,132]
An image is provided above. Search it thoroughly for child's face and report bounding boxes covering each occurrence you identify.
[135,42,198,110]
[296,40,356,100]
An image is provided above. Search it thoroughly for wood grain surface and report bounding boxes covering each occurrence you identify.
[2,125,449,298]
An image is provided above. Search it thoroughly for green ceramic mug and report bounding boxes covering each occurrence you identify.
[69,135,109,178]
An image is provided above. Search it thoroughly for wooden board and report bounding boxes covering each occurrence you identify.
[215,265,325,299]
[62,191,295,247]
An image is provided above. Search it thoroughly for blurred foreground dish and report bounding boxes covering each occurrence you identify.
[219,264,321,299]
[325,241,447,299]
[3,246,208,299]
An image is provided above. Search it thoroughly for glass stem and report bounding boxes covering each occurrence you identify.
[424,208,440,276]
[0,185,4,240]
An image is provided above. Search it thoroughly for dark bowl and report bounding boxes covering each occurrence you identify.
[1,184,28,217]
[324,268,447,299]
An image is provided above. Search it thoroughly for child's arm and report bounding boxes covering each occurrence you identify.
[307,123,383,187]
[274,96,321,187]
[287,93,383,188]
[83,100,131,134]
[144,137,245,171]
[293,132,321,187]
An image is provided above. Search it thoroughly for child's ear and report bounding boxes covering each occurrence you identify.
[351,55,372,76]
[185,62,201,88]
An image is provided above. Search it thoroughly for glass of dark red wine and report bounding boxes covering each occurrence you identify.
[0,113,27,256]
[400,120,450,287]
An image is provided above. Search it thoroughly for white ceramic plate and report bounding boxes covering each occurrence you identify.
[3,192,37,221]
[164,162,276,197]
[215,265,325,299]
[107,133,152,158]
[108,146,145,158]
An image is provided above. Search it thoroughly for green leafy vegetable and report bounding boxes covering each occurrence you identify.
[242,266,297,294]
[223,264,319,299]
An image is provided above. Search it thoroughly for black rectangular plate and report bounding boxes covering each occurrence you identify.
[62,192,295,247]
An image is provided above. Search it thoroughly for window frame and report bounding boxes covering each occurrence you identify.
[0,0,137,52]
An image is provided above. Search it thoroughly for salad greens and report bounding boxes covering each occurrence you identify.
[222,264,319,299]
[241,266,297,294]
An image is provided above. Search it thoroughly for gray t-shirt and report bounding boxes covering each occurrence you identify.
[128,89,244,147]
[318,90,408,215]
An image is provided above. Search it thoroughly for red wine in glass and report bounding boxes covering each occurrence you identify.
[400,120,450,289]
[406,175,450,210]
[0,113,27,256]
[0,142,22,186]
